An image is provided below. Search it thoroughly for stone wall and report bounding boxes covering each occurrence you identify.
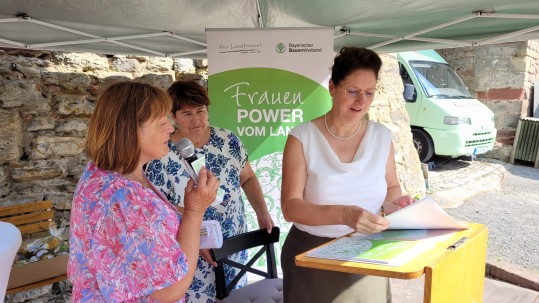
[0,49,207,302]
[0,50,206,206]
[0,48,425,302]
[528,40,539,117]
[375,53,425,196]
[438,41,539,161]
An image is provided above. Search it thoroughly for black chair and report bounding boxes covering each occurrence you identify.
[211,226,283,303]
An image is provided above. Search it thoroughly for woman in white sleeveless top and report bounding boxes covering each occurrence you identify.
[281,47,414,303]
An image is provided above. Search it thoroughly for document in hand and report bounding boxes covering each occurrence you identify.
[200,220,223,249]
[386,196,468,230]
[306,232,435,267]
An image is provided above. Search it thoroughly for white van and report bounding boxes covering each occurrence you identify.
[397,50,497,162]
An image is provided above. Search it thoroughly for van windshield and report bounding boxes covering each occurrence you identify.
[410,60,473,99]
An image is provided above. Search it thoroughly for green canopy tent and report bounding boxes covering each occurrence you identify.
[1,0,539,57]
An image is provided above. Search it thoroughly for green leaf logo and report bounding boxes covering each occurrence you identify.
[275,42,286,53]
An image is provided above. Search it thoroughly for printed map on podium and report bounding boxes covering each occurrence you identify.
[306,232,435,267]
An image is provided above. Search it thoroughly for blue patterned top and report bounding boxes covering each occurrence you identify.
[145,126,248,302]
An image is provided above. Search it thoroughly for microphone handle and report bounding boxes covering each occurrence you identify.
[183,155,199,182]
[185,154,198,163]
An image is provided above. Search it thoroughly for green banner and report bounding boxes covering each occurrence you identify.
[207,27,333,272]
[210,67,330,160]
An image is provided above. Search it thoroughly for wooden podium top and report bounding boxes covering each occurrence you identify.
[295,222,487,280]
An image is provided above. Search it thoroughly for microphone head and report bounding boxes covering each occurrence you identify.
[177,138,196,160]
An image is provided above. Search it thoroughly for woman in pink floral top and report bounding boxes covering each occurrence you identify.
[68,82,219,303]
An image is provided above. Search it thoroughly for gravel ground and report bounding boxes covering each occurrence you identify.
[445,162,539,274]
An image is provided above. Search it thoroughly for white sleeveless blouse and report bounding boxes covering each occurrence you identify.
[290,120,392,238]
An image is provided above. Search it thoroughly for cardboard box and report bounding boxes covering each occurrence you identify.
[7,254,68,290]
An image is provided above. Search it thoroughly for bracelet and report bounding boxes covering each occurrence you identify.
[380,206,385,218]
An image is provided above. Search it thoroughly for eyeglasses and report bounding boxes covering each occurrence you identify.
[337,83,377,101]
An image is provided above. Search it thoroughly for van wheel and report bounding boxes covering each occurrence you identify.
[412,129,434,163]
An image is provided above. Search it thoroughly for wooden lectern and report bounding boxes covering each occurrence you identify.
[295,223,488,303]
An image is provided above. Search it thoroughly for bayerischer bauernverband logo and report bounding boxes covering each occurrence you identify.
[275,42,286,53]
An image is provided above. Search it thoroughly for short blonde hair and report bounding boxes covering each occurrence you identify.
[86,81,172,174]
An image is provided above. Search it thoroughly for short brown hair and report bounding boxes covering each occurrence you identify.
[331,47,382,85]
[168,80,210,113]
[86,81,172,174]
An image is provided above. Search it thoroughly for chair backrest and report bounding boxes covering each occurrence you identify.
[211,227,280,300]
[0,201,54,236]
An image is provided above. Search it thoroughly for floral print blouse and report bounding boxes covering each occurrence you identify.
[68,162,188,303]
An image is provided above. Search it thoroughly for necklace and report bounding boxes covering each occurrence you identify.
[324,113,362,140]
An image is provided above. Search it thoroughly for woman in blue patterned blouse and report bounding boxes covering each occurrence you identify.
[145,80,274,303]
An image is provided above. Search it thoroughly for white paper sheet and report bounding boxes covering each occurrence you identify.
[386,196,468,230]
[200,220,223,249]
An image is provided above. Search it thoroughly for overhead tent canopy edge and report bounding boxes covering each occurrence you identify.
[1,0,539,57]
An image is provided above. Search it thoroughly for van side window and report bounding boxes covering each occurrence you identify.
[399,63,416,102]
[399,63,412,84]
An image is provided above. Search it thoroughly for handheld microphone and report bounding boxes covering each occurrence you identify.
[176,138,199,180]
[177,138,197,163]
[177,138,223,206]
